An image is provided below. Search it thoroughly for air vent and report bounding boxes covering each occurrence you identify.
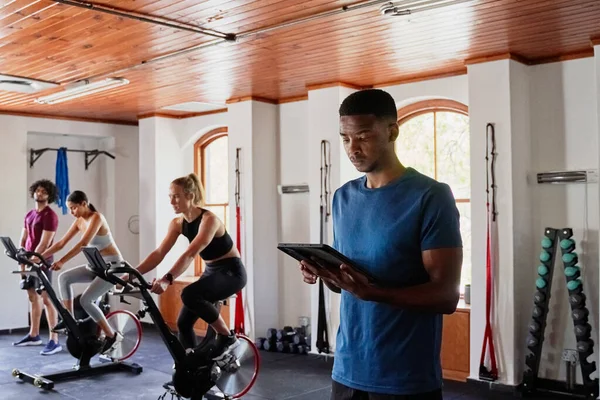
[0,74,58,94]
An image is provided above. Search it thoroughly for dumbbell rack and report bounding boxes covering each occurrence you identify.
[521,227,598,399]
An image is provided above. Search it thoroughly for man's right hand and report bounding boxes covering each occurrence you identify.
[299,260,342,293]
[299,261,318,284]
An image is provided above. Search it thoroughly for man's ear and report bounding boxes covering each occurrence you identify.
[389,122,399,142]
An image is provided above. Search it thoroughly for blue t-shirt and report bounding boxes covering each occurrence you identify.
[330,167,462,395]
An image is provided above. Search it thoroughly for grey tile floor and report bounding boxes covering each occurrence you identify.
[0,327,563,399]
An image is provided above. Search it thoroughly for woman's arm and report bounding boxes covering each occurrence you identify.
[42,220,80,259]
[54,214,103,265]
[136,218,181,275]
[163,213,220,281]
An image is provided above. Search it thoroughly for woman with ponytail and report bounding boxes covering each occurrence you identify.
[41,190,124,354]
[135,173,246,360]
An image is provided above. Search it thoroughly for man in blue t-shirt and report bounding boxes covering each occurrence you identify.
[300,89,463,399]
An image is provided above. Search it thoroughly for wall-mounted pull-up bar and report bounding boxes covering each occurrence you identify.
[30,148,116,170]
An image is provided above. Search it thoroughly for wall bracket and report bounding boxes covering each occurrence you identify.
[30,148,115,170]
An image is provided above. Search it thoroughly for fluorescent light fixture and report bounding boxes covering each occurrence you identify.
[34,78,129,105]
[379,0,474,16]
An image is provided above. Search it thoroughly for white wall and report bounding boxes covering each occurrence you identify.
[0,119,29,330]
[0,115,138,330]
[378,74,469,110]
[26,133,107,297]
[154,118,189,278]
[278,101,312,328]
[179,112,228,179]
[529,57,599,383]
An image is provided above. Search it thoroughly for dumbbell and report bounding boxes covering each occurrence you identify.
[255,337,266,350]
[572,308,589,322]
[534,291,546,304]
[277,326,296,342]
[294,334,307,345]
[294,326,306,337]
[526,334,539,348]
[276,341,290,353]
[288,343,299,354]
[575,323,591,338]
[577,339,594,354]
[263,339,277,352]
[570,293,585,307]
[529,321,540,333]
[560,238,575,252]
[266,328,277,341]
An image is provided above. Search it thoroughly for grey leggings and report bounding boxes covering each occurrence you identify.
[57,255,122,324]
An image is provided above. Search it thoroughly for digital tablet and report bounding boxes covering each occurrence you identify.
[277,243,378,285]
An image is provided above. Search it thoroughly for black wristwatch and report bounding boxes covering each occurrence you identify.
[164,273,174,285]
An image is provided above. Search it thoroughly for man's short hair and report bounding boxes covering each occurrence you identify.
[29,179,58,204]
[339,89,398,120]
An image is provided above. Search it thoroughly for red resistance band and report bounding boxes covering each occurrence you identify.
[233,148,245,335]
[479,123,498,381]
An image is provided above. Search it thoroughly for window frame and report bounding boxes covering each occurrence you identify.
[396,99,470,295]
[193,127,228,276]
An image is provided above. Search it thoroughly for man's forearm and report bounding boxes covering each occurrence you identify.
[34,242,50,256]
[367,282,459,314]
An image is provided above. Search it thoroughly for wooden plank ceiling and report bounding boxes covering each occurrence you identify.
[0,0,599,123]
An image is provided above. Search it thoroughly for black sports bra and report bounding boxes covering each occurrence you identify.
[181,210,234,260]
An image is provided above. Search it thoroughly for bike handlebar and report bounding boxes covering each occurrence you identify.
[15,249,52,269]
[106,262,153,290]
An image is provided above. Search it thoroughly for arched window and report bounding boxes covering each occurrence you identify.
[193,127,229,275]
[396,100,471,294]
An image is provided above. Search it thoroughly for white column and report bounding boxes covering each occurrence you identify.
[227,100,280,340]
[307,85,358,354]
[508,60,534,381]
[0,116,29,330]
[138,116,186,321]
[139,117,186,278]
[138,117,158,284]
[594,45,600,400]
[467,59,533,386]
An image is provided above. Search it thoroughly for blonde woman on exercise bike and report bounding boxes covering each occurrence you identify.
[135,173,247,360]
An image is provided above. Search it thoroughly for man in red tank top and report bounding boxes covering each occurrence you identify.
[13,179,63,356]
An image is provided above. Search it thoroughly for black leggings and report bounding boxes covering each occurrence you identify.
[177,257,247,349]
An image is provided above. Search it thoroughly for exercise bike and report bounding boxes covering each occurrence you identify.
[0,236,143,390]
[80,246,260,400]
